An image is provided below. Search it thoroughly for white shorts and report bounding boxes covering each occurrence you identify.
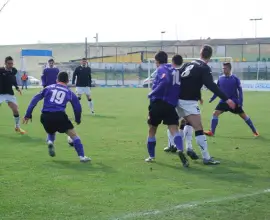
[76,87,91,96]
[0,94,17,104]
[176,99,200,117]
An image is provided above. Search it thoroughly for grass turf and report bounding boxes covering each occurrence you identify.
[0,88,270,220]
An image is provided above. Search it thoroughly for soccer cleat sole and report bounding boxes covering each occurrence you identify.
[48,143,56,157]
[178,151,189,167]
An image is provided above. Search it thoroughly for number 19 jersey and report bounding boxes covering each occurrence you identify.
[42,84,80,112]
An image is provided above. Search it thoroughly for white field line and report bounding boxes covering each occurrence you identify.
[113,188,270,220]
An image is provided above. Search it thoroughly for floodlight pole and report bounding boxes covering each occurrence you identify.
[249,18,262,38]
[161,31,165,50]
[84,37,88,59]
[93,33,99,58]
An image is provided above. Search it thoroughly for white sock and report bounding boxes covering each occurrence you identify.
[167,129,174,146]
[88,101,94,111]
[14,115,20,128]
[184,125,193,151]
[195,135,211,160]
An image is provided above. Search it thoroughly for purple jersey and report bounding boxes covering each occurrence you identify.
[25,83,82,122]
[41,67,60,87]
[148,64,180,106]
[210,74,243,106]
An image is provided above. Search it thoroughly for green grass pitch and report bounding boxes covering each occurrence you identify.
[0,88,270,220]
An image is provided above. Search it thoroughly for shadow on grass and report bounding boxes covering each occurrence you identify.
[217,135,269,141]
[0,134,45,145]
[155,161,261,184]
[50,161,116,173]
[83,114,116,119]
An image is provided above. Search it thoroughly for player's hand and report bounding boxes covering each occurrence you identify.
[199,99,203,105]
[23,117,32,124]
[226,99,236,109]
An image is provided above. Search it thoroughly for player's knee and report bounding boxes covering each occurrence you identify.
[213,111,220,117]
[148,125,157,137]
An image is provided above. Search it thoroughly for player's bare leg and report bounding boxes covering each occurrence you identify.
[145,125,157,162]
[168,125,189,167]
[8,102,26,134]
[239,112,259,137]
[86,94,94,114]
[204,110,223,136]
[66,128,91,162]
[185,114,220,165]
[184,123,199,160]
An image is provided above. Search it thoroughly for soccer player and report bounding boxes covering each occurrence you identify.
[146,53,189,167]
[41,59,60,88]
[23,71,91,162]
[177,45,236,165]
[72,58,94,114]
[204,62,258,137]
[0,56,26,134]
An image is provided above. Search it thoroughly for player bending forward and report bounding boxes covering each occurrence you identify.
[0,56,26,134]
[204,62,258,137]
[72,58,94,114]
[146,53,189,167]
[23,72,91,162]
[177,45,236,165]
[164,119,199,160]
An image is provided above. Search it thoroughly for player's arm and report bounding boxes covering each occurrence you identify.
[148,70,170,97]
[11,68,20,92]
[24,89,46,121]
[88,67,92,87]
[70,92,82,124]
[209,80,219,103]
[202,69,228,101]
[236,77,243,106]
[41,69,46,87]
[72,68,77,85]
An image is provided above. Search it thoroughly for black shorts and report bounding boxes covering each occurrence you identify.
[40,112,74,134]
[215,102,244,114]
[147,100,179,127]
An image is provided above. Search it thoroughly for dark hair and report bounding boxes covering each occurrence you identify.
[155,51,168,64]
[48,59,54,63]
[172,55,183,66]
[82,58,87,61]
[223,62,232,70]
[5,56,13,63]
[57,71,69,83]
[201,45,213,59]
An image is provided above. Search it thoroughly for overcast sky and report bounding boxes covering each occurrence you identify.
[0,0,268,45]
